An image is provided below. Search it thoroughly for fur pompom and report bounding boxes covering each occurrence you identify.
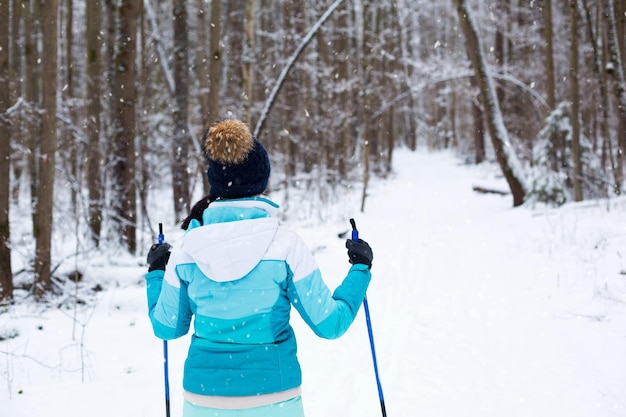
[203,119,254,164]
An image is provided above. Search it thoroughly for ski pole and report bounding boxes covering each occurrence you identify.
[350,218,387,417]
[158,223,171,417]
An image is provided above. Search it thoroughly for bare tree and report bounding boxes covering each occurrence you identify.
[581,0,618,192]
[62,0,79,211]
[196,0,210,122]
[570,0,583,201]
[111,0,139,253]
[172,0,191,219]
[86,0,103,245]
[454,0,528,206]
[543,0,556,112]
[34,0,59,299]
[9,0,23,201]
[605,0,626,193]
[359,0,372,212]
[335,5,353,176]
[0,0,13,301]
[542,0,563,175]
[207,0,222,126]
[24,0,41,229]
[242,0,256,124]
[194,0,216,195]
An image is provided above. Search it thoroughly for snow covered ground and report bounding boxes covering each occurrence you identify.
[1,148,626,417]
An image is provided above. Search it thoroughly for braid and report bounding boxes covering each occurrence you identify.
[181,195,216,230]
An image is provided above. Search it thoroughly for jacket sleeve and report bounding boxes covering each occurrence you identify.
[145,251,193,340]
[286,235,371,340]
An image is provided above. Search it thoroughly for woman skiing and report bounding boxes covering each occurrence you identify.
[145,118,374,417]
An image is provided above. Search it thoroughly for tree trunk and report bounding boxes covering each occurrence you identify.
[34,0,58,299]
[172,0,191,220]
[9,0,23,202]
[86,0,103,245]
[111,0,138,253]
[618,0,625,66]
[570,0,583,201]
[0,0,13,301]
[242,0,256,124]
[336,5,351,176]
[24,0,41,230]
[196,0,209,121]
[471,86,485,163]
[582,0,618,193]
[494,0,507,104]
[224,1,244,117]
[195,0,211,194]
[360,0,372,212]
[208,0,221,126]
[605,0,626,193]
[64,0,78,212]
[543,0,556,111]
[454,0,527,206]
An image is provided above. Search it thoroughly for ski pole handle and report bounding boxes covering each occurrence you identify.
[350,218,358,241]
[158,223,164,246]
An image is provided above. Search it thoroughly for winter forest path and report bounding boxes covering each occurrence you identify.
[296,149,626,417]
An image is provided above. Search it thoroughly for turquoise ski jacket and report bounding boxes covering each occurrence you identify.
[145,197,371,397]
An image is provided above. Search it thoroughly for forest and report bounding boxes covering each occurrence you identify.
[0,0,625,302]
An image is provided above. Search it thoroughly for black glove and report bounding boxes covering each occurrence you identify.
[345,238,373,269]
[147,243,171,272]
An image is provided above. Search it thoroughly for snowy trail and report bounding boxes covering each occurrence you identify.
[297,150,626,417]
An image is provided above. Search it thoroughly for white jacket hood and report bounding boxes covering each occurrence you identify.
[180,216,279,282]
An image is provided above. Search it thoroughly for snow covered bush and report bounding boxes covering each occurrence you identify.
[527,102,604,206]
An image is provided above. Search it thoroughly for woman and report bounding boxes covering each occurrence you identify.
[145,118,373,417]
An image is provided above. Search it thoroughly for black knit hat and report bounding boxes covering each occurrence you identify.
[203,119,271,199]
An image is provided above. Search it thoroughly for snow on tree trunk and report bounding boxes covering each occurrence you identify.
[454,0,528,207]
